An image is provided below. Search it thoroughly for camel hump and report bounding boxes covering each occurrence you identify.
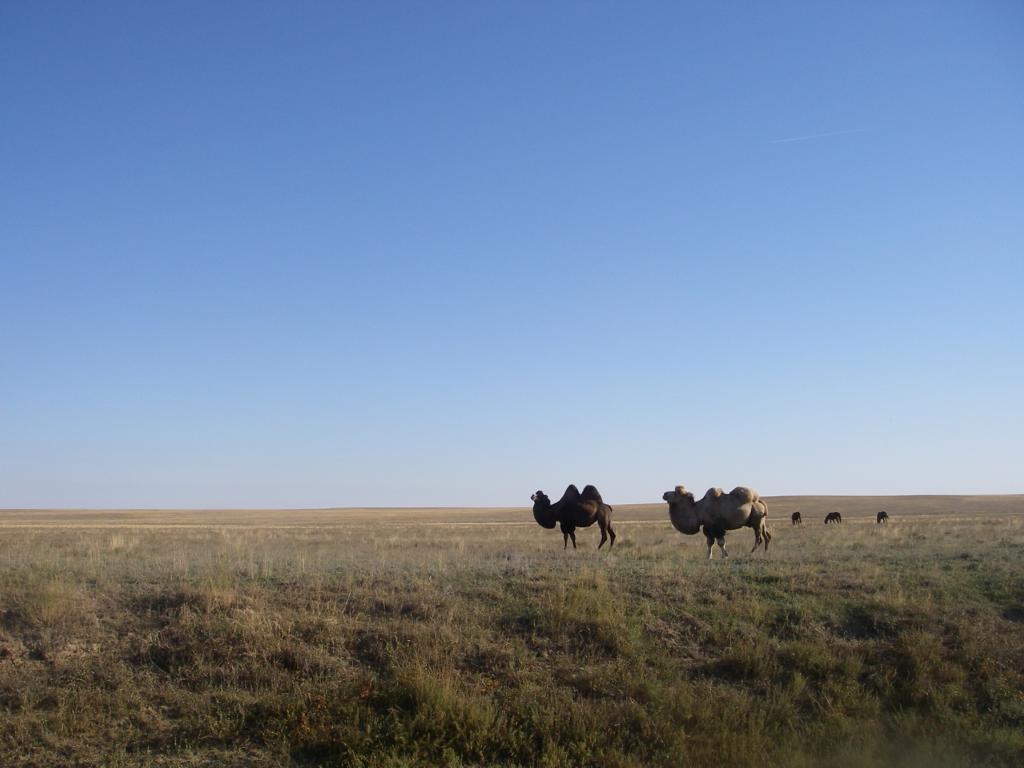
[580,485,604,504]
[558,484,581,503]
[730,486,757,504]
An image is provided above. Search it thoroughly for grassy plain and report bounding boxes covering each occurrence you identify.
[1,496,1022,767]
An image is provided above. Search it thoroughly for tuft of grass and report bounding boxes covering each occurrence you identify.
[13,578,90,631]
[510,571,639,658]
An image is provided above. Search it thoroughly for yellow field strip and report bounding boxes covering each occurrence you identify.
[0,513,1018,530]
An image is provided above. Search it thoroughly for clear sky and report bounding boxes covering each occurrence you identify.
[2,2,1022,508]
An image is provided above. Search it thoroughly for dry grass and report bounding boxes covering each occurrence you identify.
[1,496,1023,766]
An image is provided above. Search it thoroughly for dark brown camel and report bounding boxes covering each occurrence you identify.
[824,512,842,524]
[791,511,802,525]
[877,510,889,524]
[531,484,616,550]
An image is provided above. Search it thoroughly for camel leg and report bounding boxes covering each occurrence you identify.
[569,531,577,549]
[598,521,608,550]
[750,519,768,553]
[705,533,714,560]
[608,523,616,548]
[718,536,729,558]
[563,533,568,549]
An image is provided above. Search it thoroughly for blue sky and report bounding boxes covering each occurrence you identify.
[2,2,1022,507]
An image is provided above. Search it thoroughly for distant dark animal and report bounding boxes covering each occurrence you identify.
[791,511,802,525]
[531,484,616,550]
[662,484,771,558]
[824,512,842,524]
[877,510,889,524]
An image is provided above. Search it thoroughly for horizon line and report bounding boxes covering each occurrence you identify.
[2,490,1023,512]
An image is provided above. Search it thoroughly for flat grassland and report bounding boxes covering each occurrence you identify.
[1,496,1022,767]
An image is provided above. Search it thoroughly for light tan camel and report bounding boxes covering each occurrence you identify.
[661,484,771,559]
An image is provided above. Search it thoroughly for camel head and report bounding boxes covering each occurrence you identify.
[663,484,701,535]
[531,490,557,529]
[662,485,695,504]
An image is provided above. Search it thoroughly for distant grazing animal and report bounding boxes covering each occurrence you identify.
[877,510,889,524]
[662,484,771,559]
[791,511,802,525]
[531,485,616,550]
[824,512,842,524]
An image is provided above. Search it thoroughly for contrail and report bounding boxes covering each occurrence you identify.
[771,128,870,144]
